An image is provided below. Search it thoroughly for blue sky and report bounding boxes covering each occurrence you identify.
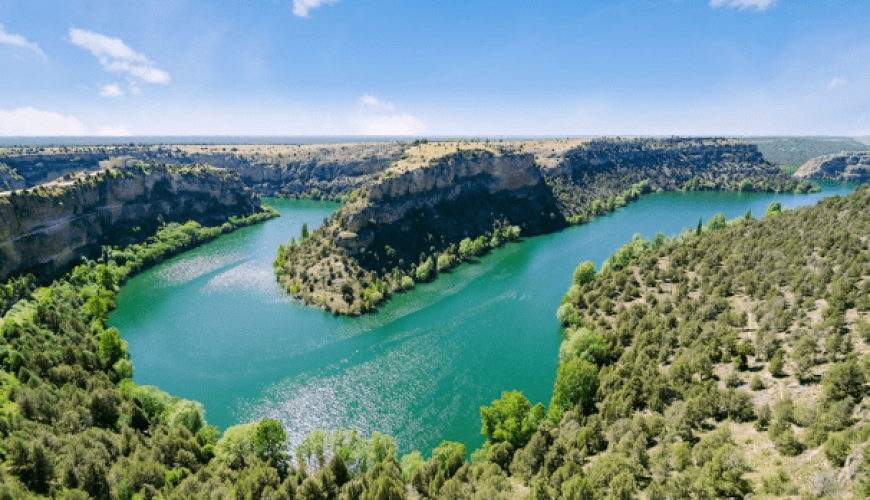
[0,0,868,136]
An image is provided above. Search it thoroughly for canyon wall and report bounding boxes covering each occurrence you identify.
[795,152,870,182]
[538,138,799,217]
[336,149,566,267]
[0,143,403,198]
[0,165,261,281]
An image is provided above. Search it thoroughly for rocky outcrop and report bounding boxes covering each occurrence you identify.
[1,143,403,199]
[338,150,565,268]
[542,138,764,177]
[539,138,804,217]
[276,147,566,314]
[0,165,261,281]
[276,138,816,315]
[795,152,870,182]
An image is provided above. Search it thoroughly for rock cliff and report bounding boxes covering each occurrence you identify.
[276,138,814,315]
[794,152,870,182]
[1,143,403,199]
[277,145,565,314]
[536,138,804,217]
[339,149,566,267]
[0,165,261,281]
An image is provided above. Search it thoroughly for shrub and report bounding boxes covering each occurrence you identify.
[750,374,765,391]
[773,427,804,457]
[823,433,850,467]
[573,261,596,286]
[401,276,414,290]
[769,351,785,377]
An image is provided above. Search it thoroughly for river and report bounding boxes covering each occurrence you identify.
[109,184,854,455]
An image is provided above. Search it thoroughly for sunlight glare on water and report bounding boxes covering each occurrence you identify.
[110,186,856,455]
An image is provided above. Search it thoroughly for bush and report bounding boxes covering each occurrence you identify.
[823,433,850,467]
[769,351,785,377]
[573,261,596,286]
[750,374,765,391]
[401,276,414,290]
[774,427,804,457]
[556,304,581,327]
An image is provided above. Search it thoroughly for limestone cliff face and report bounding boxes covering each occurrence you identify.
[795,153,870,182]
[0,166,260,281]
[543,138,765,179]
[335,150,565,268]
[538,138,794,217]
[2,143,403,198]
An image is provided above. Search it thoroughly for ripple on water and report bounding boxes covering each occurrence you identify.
[201,259,283,296]
[236,325,462,453]
[153,250,248,287]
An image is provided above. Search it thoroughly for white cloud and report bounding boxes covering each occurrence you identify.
[827,77,847,91]
[293,0,339,18]
[97,125,131,136]
[354,95,425,135]
[69,28,170,85]
[359,94,395,111]
[0,23,45,58]
[709,0,778,11]
[0,107,86,136]
[99,83,125,98]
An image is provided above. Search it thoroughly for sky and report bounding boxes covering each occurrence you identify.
[1,0,869,136]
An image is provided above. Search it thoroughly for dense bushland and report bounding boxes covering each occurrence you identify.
[276,138,813,315]
[5,164,869,499]
[538,185,870,498]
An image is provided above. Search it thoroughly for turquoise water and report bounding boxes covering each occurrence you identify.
[110,185,855,455]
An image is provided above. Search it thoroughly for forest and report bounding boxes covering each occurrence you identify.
[3,179,870,498]
[276,166,813,316]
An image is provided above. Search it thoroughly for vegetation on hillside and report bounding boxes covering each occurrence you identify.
[749,137,870,166]
[274,217,522,315]
[539,185,870,498]
[276,138,815,315]
[0,208,287,499]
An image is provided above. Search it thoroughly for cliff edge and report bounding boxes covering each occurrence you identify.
[277,144,564,314]
[795,152,870,182]
[0,164,262,281]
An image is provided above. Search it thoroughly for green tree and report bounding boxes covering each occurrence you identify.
[400,276,414,290]
[415,257,434,282]
[822,358,866,402]
[823,433,851,467]
[480,390,545,449]
[769,350,785,377]
[98,327,125,367]
[254,418,288,464]
[301,222,310,239]
[765,202,782,217]
[572,261,596,286]
[548,357,598,421]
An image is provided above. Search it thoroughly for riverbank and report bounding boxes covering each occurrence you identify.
[113,187,853,458]
[277,138,814,316]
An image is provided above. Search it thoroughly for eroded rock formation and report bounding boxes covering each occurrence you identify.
[0,165,261,281]
[0,143,403,199]
[795,152,870,182]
